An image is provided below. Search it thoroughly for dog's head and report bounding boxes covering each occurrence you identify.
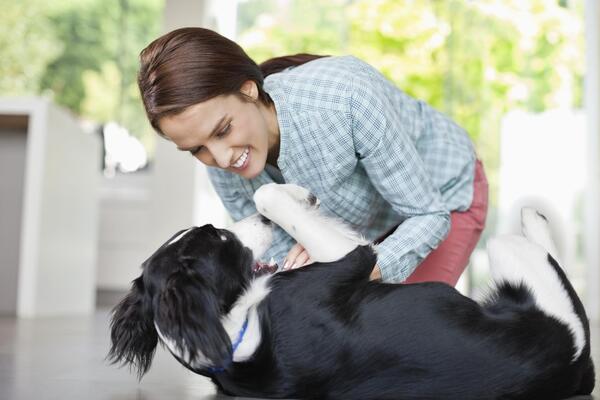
[107,214,273,378]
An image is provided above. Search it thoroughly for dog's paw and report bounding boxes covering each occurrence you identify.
[521,207,551,242]
[278,184,320,209]
[254,183,319,218]
[254,183,292,220]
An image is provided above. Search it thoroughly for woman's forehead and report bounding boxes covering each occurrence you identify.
[159,96,231,142]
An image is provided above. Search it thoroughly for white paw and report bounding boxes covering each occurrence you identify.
[277,184,320,208]
[253,184,279,217]
[254,183,319,219]
[521,207,549,241]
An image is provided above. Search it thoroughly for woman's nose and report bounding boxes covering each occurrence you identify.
[209,145,232,169]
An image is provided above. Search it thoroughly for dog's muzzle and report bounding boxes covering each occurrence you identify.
[252,261,279,277]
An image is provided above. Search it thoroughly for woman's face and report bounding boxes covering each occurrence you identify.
[159,81,278,180]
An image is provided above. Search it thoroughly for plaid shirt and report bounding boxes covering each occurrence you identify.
[208,56,475,282]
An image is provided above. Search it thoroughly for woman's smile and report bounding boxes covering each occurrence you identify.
[232,147,250,170]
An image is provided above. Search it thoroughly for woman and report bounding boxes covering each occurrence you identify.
[138,27,488,285]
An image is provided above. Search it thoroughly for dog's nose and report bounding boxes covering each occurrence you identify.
[260,215,272,225]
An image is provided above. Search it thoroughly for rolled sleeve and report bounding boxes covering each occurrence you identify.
[376,214,450,282]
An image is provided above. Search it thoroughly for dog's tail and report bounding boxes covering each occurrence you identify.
[486,208,589,363]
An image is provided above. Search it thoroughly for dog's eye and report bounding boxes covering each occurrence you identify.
[220,234,227,241]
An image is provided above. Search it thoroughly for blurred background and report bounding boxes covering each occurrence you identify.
[0,0,599,397]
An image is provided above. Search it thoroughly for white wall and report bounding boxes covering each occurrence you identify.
[96,172,152,290]
[497,110,585,271]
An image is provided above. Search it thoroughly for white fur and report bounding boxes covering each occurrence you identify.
[487,208,585,361]
[254,183,368,262]
[520,208,561,264]
[222,275,272,362]
[230,214,273,260]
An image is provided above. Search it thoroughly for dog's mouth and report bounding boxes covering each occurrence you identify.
[252,260,279,277]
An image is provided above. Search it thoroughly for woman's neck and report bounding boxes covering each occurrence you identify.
[265,102,280,167]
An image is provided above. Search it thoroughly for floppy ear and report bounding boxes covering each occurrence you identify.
[155,268,231,368]
[107,276,158,379]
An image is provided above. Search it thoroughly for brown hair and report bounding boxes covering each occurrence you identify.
[138,27,327,135]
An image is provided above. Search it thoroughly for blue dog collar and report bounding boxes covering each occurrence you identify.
[208,316,249,374]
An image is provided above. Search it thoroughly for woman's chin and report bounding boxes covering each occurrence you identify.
[243,168,262,179]
[240,158,267,179]
[232,164,259,179]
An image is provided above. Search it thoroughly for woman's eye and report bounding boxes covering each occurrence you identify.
[189,122,231,156]
[216,122,232,138]
[189,146,203,155]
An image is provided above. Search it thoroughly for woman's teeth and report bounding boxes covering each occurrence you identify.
[232,148,249,168]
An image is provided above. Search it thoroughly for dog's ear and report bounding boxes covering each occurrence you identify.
[156,267,231,368]
[107,276,158,379]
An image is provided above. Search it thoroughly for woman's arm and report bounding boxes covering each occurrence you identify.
[349,61,451,283]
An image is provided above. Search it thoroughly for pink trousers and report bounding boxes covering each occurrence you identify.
[404,159,488,286]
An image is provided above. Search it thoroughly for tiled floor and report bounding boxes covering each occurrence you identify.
[0,309,597,400]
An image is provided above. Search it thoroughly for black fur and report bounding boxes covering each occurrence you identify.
[109,224,595,399]
[107,276,157,379]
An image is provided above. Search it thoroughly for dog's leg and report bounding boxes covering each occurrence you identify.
[254,183,368,263]
[487,211,585,361]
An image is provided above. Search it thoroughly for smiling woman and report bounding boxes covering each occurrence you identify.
[137,27,487,286]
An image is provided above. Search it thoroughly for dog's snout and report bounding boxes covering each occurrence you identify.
[260,215,272,225]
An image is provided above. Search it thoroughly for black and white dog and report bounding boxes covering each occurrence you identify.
[109,183,595,399]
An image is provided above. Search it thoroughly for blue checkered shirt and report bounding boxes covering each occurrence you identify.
[208,56,475,282]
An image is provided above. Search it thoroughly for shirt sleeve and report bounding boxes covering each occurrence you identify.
[349,63,451,283]
[206,167,295,266]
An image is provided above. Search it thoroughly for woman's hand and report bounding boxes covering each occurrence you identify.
[284,243,382,281]
[369,264,382,281]
[283,243,313,270]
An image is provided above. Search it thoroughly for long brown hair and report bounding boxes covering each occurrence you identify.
[138,27,327,135]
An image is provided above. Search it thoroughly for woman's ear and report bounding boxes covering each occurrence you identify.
[240,80,259,100]
[107,276,158,379]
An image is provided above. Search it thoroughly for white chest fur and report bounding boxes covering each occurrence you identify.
[222,275,272,362]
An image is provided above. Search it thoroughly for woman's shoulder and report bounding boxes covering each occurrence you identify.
[280,55,375,82]
[264,55,380,112]
[299,54,368,70]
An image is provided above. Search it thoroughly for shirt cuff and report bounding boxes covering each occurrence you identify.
[375,243,421,283]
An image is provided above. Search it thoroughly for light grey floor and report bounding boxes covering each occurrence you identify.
[0,309,597,400]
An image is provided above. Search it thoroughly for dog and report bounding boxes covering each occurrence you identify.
[108,183,595,399]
